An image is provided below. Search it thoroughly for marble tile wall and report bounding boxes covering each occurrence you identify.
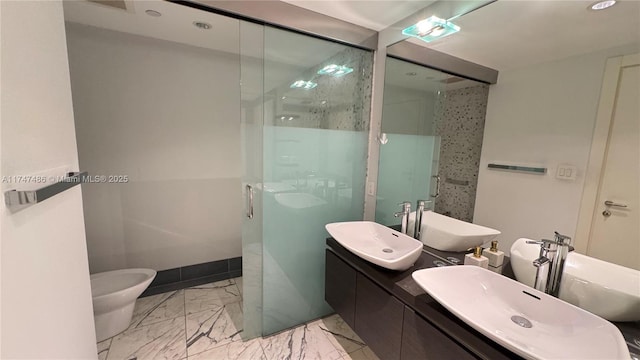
[434,84,490,222]
[97,277,379,360]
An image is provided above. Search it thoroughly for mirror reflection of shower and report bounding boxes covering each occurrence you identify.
[375,56,489,225]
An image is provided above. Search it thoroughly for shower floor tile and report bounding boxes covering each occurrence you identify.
[101,277,377,360]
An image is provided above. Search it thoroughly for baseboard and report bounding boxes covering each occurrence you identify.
[141,257,242,297]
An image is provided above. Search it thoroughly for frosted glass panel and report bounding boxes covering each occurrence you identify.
[262,127,367,333]
[376,134,438,225]
[240,21,264,339]
[260,26,372,335]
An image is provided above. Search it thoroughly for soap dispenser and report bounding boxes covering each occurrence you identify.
[464,246,488,269]
[485,240,505,273]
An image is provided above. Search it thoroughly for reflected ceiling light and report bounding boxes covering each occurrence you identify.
[290,80,317,89]
[402,16,460,43]
[317,64,353,77]
[277,114,300,121]
[145,9,162,17]
[590,0,617,10]
[193,21,212,30]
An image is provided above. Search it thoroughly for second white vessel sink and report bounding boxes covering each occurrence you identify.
[413,211,501,252]
[510,238,640,322]
[412,266,630,360]
[325,221,423,271]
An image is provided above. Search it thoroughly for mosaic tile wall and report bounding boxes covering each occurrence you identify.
[434,84,490,222]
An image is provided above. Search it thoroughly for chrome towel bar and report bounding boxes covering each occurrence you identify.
[4,171,88,209]
[487,163,547,174]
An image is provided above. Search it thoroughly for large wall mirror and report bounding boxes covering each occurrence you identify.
[376,57,488,226]
[376,0,639,270]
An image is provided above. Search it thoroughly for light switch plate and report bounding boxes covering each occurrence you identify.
[556,165,577,180]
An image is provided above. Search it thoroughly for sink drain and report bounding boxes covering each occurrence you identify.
[511,315,532,328]
[382,248,393,253]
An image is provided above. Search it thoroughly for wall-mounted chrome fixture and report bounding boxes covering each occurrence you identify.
[402,16,461,43]
[145,9,161,17]
[4,172,88,210]
[488,163,547,174]
[193,21,212,30]
[377,133,389,144]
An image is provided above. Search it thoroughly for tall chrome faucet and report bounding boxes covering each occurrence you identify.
[527,231,572,297]
[413,200,430,240]
[394,202,411,234]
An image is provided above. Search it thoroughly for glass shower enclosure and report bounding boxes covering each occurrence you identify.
[241,24,373,336]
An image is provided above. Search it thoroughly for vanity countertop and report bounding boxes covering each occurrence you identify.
[325,237,640,359]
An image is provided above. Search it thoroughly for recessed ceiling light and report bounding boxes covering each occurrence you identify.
[589,0,617,10]
[193,21,212,30]
[145,9,161,17]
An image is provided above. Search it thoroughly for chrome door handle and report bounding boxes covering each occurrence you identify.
[604,200,627,208]
[431,175,441,198]
[246,184,254,219]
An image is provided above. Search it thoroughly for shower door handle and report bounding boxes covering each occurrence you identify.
[431,175,441,198]
[246,184,254,219]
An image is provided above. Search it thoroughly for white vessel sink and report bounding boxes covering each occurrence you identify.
[510,238,640,322]
[325,221,423,271]
[412,211,500,252]
[412,266,630,360]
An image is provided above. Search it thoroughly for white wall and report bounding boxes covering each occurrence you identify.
[66,24,242,272]
[1,1,97,358]
[474,43,640,254]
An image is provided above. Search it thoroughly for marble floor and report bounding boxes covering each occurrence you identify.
[98,277,379,360]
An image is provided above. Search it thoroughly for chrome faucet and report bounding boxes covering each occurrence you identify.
[413,200,430,240]
[394,202,411,234]
[526,231,572,297]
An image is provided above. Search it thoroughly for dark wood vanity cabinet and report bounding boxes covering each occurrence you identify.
[355,273,404,360]
[401,307,476,360]
[325,249,479,360]
[325,250,357,328]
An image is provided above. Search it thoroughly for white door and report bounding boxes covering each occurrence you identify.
[587,59,640,270]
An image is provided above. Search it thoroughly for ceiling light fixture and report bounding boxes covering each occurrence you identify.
[589,0,617,10]
[193,21,212,30]
[402,16,461,43]
[290,80,317,89]
[145,9,162,17]
[317,64,353,77]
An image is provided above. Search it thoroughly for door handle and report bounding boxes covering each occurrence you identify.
[430,175,441,198]
[604,200,627,208]
[246,184,254,219]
